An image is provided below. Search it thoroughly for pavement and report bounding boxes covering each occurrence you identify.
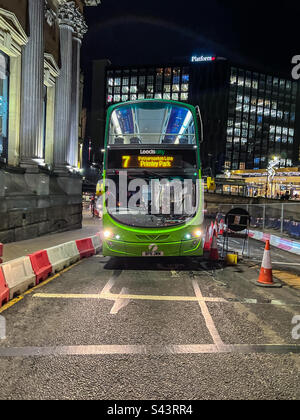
[0,234,300,400]
[1,210,101,263]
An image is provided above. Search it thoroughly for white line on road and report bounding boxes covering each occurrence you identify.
[0,344,299,357]
[192,280,224,350]
[110,287,131,315]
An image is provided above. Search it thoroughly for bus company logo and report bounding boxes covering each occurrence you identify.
[140,150,165,156]
[149,244,158,253]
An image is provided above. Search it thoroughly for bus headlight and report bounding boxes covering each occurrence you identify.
[184,230,202,240]
[104,230,112,239]
[194,229,202,238]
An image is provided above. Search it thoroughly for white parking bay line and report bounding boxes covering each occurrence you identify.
[1,344,299,357]
[192,280,224,350]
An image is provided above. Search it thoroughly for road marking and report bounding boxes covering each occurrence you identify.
[272,262,300,266]
[100,278,115,295]
[0,261,83,314]
[110,287,131,314]
[273,270,300,290]
[32,292,300,307]
[0,344,299,357]
[33,292,225,302]
[192,280,224,350]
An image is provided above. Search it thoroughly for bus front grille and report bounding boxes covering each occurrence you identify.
[136,235,170,242]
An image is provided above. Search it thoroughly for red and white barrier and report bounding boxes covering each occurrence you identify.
[63,241,80,265]
[29,250,52,285]
[0,267,9,307]
[249,230,300,256]
[91,234,101,254]
[1,256,36,299]
[0,234,101,307]
[46,244,70,273]
[76,238,96,259]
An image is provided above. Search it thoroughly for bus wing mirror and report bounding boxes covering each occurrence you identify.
[196,105,204,144]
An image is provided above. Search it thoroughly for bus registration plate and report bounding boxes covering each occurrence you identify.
[142,245,164,257]
[142,251,164,257]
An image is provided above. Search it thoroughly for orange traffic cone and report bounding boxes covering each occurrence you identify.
[256,240,282,288]
[209,231,219,261]
[204,227,211,251]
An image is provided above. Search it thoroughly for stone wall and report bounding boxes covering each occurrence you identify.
[0,203,82,243]
[0,168,82,243]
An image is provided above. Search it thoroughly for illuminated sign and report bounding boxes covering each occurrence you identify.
[122,155,182,169]
[191,55,216,63]
[140,150,165,156]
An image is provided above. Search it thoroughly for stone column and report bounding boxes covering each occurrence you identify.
[69,11,87,168]
[53,1,76,172]
[20,0,45,167]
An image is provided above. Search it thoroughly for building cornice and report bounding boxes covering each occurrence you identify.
[73,8,88,40]
[0,8,28,57]
[44,53,60,87]
[84,0,101,5]
[57,2,88,39]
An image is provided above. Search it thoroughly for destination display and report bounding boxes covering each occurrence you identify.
[122,155,182,169]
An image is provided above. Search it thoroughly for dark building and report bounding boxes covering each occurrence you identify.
[87,56,300,175]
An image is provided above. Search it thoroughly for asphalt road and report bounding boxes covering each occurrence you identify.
[0,241,300,400]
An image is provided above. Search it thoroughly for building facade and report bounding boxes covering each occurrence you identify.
[0,0,100,243]
[88,57,300,175]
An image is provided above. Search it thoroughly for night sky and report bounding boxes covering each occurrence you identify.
[82,0,300,76]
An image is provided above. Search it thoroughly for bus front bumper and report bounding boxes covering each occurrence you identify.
[102,238,203,257]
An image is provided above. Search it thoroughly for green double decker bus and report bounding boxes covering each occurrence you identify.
[101,99,204,258]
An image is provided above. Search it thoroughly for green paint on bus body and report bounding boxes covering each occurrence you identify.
[101,99,204,258]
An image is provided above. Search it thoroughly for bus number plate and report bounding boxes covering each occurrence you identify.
[142,251,164,257]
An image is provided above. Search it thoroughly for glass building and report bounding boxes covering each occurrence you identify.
[226,67,297,170]
[106,66,190,104]
[88,58,299,173]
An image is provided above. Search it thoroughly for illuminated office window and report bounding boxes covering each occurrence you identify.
[226,67,297,170]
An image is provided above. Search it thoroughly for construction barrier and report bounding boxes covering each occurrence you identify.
[1,257,36,299]
[91,234,102,254]
[29,251,52,285]
[63,241,81,265]
[249,230,300,256]
[0,234,100,308]
[0,267,9,307]
[46,244,70,273]
[76,238,96,259]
